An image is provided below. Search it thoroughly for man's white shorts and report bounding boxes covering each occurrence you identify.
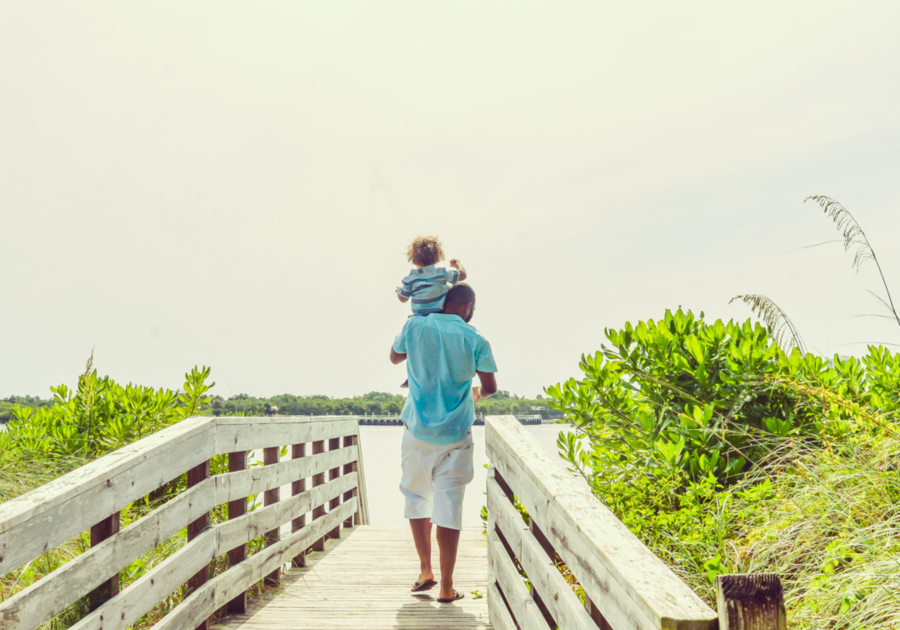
[399,428,475,531]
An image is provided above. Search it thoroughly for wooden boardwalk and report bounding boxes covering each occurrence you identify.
[216,526,493,630]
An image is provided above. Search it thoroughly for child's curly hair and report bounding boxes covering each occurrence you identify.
[406,235,445,267]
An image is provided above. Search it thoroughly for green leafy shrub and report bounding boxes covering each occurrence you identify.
[0,362,228,629]
[546,309,900,486]
[546,309,900,628]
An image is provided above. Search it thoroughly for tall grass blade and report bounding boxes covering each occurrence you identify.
[806,195,900,330]
[730,294,806,354]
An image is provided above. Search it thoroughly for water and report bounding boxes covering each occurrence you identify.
[358,424,571,527]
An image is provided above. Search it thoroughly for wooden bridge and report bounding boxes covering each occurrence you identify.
[0,415,778,630]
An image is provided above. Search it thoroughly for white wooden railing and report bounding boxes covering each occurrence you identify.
[485,415,718,630]
[0,416,368,630]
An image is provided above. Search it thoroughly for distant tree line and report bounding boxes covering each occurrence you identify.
[211,390,560,419]
[2,390,561,423]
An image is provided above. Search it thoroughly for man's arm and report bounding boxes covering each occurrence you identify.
[473,371,497,403]
[390,348,407,365]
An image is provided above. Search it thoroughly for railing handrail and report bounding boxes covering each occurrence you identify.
[484,414,718,630]
[0,415,367,630]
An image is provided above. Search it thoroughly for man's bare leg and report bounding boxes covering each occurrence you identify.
[436,525,461,600]
[409,518,434,586]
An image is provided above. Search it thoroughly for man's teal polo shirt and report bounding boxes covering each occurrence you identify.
[392,314,497,444]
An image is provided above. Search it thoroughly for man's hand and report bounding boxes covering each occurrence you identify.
[475,371,497,398]
[473,386,482,404]
[390,348,407,365]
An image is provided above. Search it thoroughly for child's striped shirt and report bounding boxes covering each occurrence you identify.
[399,265,461,315]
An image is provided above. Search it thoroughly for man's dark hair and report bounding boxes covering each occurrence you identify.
[443,283,475,311]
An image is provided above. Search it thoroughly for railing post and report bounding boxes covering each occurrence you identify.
[87,512,121,611]
[185,460,211,630]
[327,437,342,539]
[291,442,307,567]
[263,446,280,586]
[717,574,787,630]
[226,451,248,614]
[311,440,326,552]
[342,435,356,528]
[528,518,558,628]
[585,596,614,630]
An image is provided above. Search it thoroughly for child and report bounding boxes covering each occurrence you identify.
[396,235,467,314]
[397,236,467,387]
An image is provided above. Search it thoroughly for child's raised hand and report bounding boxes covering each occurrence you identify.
[449,259,461,269]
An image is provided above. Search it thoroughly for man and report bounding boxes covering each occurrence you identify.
[390,283,498,603]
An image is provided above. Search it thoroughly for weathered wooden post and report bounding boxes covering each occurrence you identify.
[185,460,211,630]
[263,446,280,586]
[584,597,614,630]
[311,440,326,552]
[291,442,307,567]
[342,434,357,528]
[528,517,559,628]
[327,436,342,539]
[87,512,120,611]
[227,451,248,614]
[716,574,787,630]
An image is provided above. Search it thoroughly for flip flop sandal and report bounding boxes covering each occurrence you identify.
[411,579,437,592]
[437,590,465,603]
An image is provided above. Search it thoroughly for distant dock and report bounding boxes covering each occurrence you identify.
[355,414,549,426]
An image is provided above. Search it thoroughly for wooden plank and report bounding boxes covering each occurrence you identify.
[217,525,490,630]
[342,435,356,528]
[227,451,248,615]
[185,460,211,630]
[0,416,215,575]
[86,512,120,611]
[291,442,306,568]
[68,528,217,630]
[488,582,519,630]
[155,499,359,630]
[488,446,653,630]
[487,527,547,630]
[58,481,359,630]
[354,428,370,525]
[263,446,280,586]
[716,574,787,630]
[488,477,594,630]
[486,415,718,630]
[527,514,559,629]
[215,417,357,453]
[213,498,357,609]
[214,445,357,504]
[215,473,357,554]
[0,478,216,630]
[585,595,614,630]
[311,440,326,552]
[327,437,341,539]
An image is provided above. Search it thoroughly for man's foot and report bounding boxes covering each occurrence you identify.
[411,570,436,592]
[411,578,437,592]
[437,589,465,603]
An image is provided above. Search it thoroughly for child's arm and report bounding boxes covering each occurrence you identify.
[396,287,410,303]
[449,259,467,282]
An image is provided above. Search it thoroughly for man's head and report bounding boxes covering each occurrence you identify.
[443,283,476,322]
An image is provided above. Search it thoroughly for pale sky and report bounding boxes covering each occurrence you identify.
[3,2,900,399]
